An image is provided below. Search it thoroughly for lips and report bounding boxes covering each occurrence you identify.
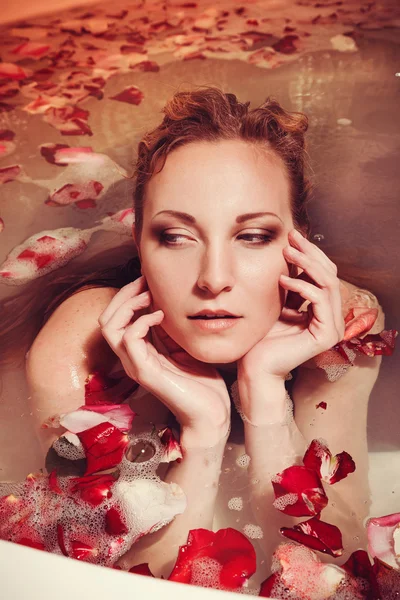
[188,310,240,319]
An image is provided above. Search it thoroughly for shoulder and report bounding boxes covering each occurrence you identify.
[26,286,120,374]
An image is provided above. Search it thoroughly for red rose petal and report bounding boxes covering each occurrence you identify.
[168,528,256,590]
[272,34,299,54]
[259,572,281,597]
[77,421,129,475]
[316,402,327,410]
[84,370,138,405]
[57,523,68,556]
[70,540,98,561]
[105,507,129,535]
[272,465,328,517]
[129,563,155,576]
[343,550,380,600]
[347,329,398,357]
[48,470,63,495]
[110,86,144,105]
[70,473,116,506]
[303,439,356,485]
[0,165,21,184]
[158,427,183,463]
[45,181,103,208]
[15,537,45,550]
[280,517,343,557]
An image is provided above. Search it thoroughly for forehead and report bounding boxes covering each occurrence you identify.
[145,139,292,220]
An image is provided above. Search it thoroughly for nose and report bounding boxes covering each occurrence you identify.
[196,243,235,295]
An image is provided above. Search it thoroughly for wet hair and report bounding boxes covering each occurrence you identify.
[0,85,314,367]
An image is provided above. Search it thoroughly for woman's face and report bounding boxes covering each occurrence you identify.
[134,139,296,365]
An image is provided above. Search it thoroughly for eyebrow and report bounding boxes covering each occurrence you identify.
[152,210,283,225]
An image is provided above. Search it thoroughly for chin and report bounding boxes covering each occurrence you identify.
[184,342,248,365]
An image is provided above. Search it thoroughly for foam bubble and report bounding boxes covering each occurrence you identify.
[243,524,263,539]
[228,497,243,511]
[236,454,250,469]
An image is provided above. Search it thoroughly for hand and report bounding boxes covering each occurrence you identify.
[98,276,231,448]
[238,229,345,382]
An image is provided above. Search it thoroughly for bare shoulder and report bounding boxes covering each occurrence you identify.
[339,277,385,333]
[26,286,120,377]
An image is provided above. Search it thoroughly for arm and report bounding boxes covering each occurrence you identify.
[25,286,168,457]
[242,293,385,565]
[26,287,122,456]
[116,429,229,578]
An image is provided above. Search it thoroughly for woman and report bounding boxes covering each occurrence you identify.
[18,87,384,583]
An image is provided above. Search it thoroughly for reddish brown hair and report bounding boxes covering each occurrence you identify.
[0,85,314,367]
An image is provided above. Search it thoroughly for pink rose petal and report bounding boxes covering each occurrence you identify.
[342,308,378,341]
[367,512,400,569]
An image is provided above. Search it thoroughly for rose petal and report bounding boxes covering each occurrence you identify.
[105,506,129,535]
[45,181,103,208]
[85,370,138,405]
[57,523,68,556]
[272,466,328,517]
[367,512,400,569]
[70,473,116,506]
[280,517,343,557]
[303,439,356,485]
[70,540,98,561]
[15,537,45,550]
[347,329,398,357]
[77,422,129,475]
[48,470,63,495]
[61,404,135,434]
[342,308,378,341]
[110,85,144,105]
[168,528,256,590]
[342,550,380,599]
[0,165,21,184]
[158,427,183,463]
[128,563,155,576]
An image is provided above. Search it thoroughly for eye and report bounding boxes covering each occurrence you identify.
[160,232,190,246]
[159,231,276,247]
[237,233,274,245]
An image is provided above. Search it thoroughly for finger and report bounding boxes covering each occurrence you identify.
[280,306,309,323]
[122,310,165,365]
[101,291,151,336]
[98,275,148,326]
[288,229,338,274]
[280,275,335,337]
[100,293,152,355]
[283,243,344,336]
[285,272,315,310]
[283,245,336,290]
